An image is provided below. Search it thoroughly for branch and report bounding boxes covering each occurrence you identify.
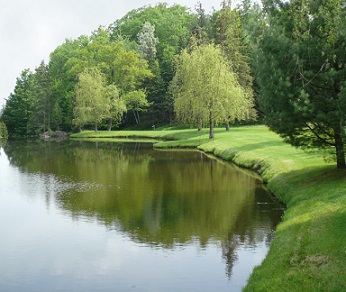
[305,123,335,146]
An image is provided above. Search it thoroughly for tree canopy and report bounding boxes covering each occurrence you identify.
[1,1,345,168]
[74,68,111,132]
[0,120,8,138]
[254,0,346,168]
[2,69,36,137]
[171,44,254,138]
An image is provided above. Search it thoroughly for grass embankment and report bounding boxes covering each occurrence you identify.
[71,126,346,291]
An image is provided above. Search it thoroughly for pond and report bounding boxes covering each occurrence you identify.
[0,139,284,291]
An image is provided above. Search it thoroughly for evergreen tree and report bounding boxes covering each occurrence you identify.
[51,101,63,131]
[2,69,36,137]
[255,0,346,168]
[30,61,53,133]
[49,37,91,130]
[189,2,211,47]
[0,120,8,138]
[214,1,256,129]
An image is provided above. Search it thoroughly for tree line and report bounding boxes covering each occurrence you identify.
[1,0,345,168]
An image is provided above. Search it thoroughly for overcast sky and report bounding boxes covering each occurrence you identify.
[0,0,227,109]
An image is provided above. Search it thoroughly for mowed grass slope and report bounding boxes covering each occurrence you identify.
[71,126,346,291]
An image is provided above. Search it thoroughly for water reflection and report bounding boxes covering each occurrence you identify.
[1,139,284,289]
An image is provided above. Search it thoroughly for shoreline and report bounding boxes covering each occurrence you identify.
[71,126,346,291]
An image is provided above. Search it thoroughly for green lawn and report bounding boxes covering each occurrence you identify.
[71,125,346,291]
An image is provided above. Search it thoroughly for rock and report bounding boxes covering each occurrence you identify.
[55,130,67,137]
[42,130,67,141]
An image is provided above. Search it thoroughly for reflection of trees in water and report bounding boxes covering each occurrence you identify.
[3,139,284,277]
[221,185,284,278]
[222,233,240,278]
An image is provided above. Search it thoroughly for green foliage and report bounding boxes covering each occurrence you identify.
[51,101,63,130]
[74,68,110,131]
[0,3,252,138]
[110,4,197,74]
[3,3,256,135]
[255,0,346,168]
[123,90,151,126]
[0,120,8,138]
[110,3,198,126]
[141,60,169,127]
[107,84,126,130]
[49,37,90,129]
[2,69,36,137]
[171,44,253,138]
[188,2,212,46]
[47,27,152,132]
[214,1,255,118]
[29,61,53,134]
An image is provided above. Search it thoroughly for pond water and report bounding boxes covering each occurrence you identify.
[0,139,284,291]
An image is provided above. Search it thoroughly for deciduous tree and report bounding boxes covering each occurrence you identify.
[137,22,159,61]
[74,68,110,132]
[123,90,151,126]
[107,84,126,130]
[171,44,253,138]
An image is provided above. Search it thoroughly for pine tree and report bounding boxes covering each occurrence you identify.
[214,1,256,129]
[255,0,346,168]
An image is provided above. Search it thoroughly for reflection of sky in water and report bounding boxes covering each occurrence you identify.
[1,214,269,291]
[0,145,281,291]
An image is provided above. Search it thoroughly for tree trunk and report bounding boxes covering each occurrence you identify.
[209,111,214,139]
[108,118,113,131]
[95,123,98,132]
[198,118,202,131]
[47,111,51,131]
[43,111,46,134]
[133,110,140,125]
[136,111,141,125]
[334,130,345,169]
[226,120,230,131]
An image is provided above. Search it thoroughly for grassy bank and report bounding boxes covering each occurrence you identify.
[71,126,346,291]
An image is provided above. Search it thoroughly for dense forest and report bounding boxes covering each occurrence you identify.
[1,0,345,168]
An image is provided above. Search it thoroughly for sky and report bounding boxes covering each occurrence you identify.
[0,0,225,110]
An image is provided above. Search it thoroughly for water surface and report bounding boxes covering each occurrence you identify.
[0,139,284,291]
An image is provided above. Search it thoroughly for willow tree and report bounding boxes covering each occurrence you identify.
[171,44,252,138]
[74,68,110,132]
